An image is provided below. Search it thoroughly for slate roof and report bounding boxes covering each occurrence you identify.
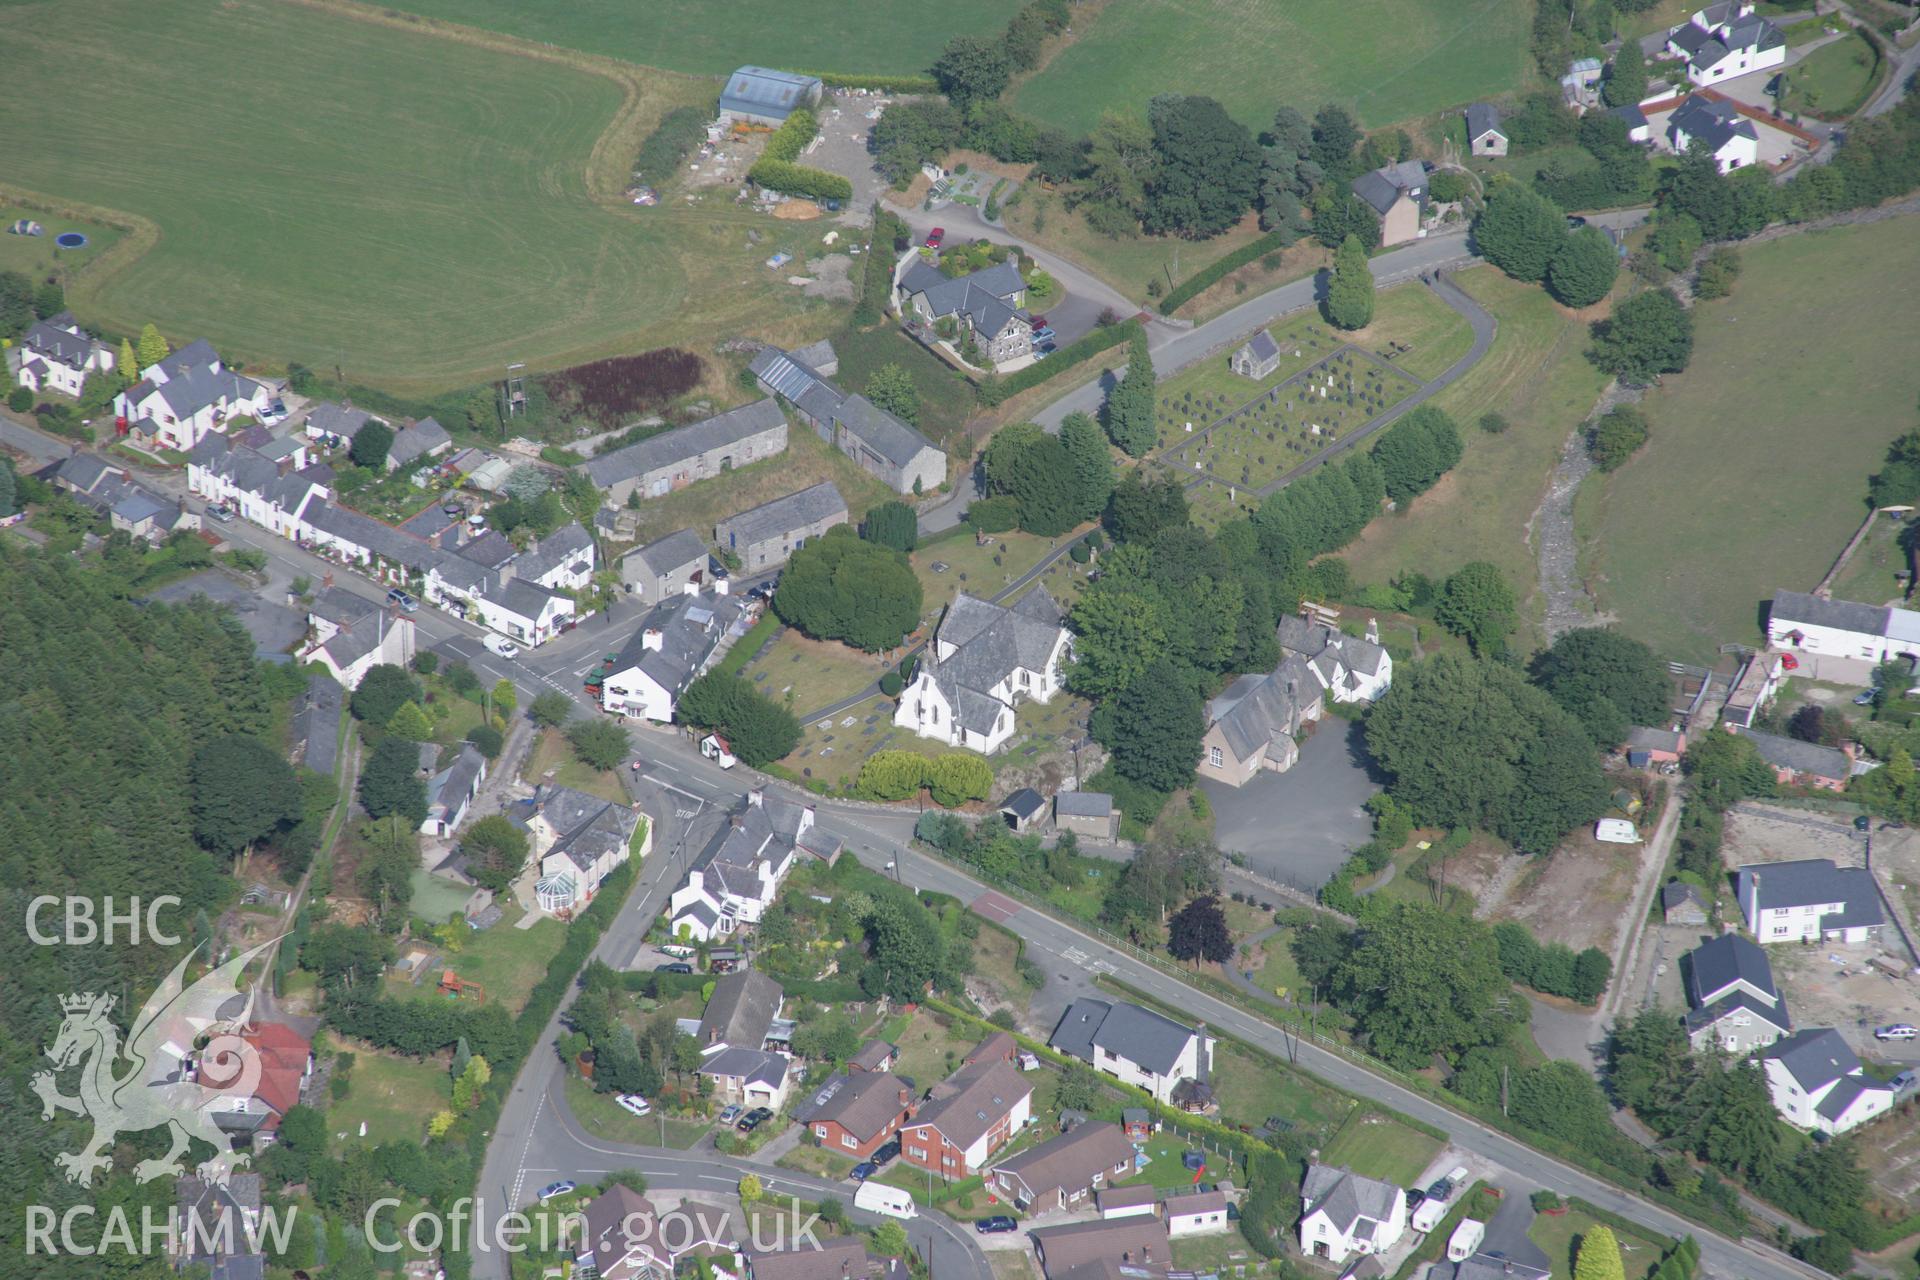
[699,969,784,1050]
[581,1184,660,1280]
[398,503,461,542]
[1609,102,1651,129]
[1056,791,1114,819]
[305,402,380,440]
[609,590,748,702]
[1465,102,1504,141]
[1276,615,1389,690]
[900,259,1029,338]
[1626,725,1684,754]
[21,318,98,370]
[792,338,837,371]
[1002,787,1047,821]
[1207,654,1318,762]
[290,674,344,776]
[1766,1027,1863,1093]
[51,451,119,494]
[1688,933,1779,1007]
[304,499,433,568]
[1686,987,1793,1038]
[1662,880,1709,915]
[514,521,593,584]
[522,783,641,872]
[426,744,485,822]
[1302,1163,1401,1235]
[1029,1216,1171,1276]
[750,347,844,413]
[1049,999,1198,1076]
[715,481,847,549]
[1670,95,1759,152]
[849,1039,896,1072]
[457,529,518,569]
[310,585,379,627]
[1727,726,1851,781]
[1736,858,1884,930]
[386,416,452,467]
[1352,160,1428,216]
[719,66,821,119]
[747,1236,904,1280]
[584,398,786,489]
[919,588,1068,734]
[698,1045,789,1088]
[480,576,564,624]
[912,1056,1031,1151]
[1240,329,1280,363]
[625,527,708,578]
[126,356,266,423]
[792,1071,911,1141]
[1816,1073,1888,1122]
[831,393,940,467]
[991,1121,1134,1201]
[1771,589,1891,637]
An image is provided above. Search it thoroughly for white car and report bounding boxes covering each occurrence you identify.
[483,635,520,658]
[616,1093,651,1117]
[1876,1024,1918,1041]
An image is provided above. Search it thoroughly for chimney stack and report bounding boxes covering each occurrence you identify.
[641,628,664,652]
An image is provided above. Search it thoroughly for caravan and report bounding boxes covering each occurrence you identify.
[854,1182,917,1220]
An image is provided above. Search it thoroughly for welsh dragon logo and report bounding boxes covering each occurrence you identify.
[33,937,282,1187]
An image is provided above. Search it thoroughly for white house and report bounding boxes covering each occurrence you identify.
[515,784,645,916]
[1667,0,1786,86]
[1667,95,1760,174]
[1768,588,1920,665]
[1166,1191,1231,1237]
[13,314,113,397]
[599,588,751,723]
[1298,1164,1407,1265]
[421,744,487,837]
[1048,999,1213,1106]
[512,522,596,593]
[469,577,576,647]
[1684,933,1792,1055]
[298,589,416,689]
[1762,1027,1894,1136]
[668,789,841,941]
[1276,613,1393,703]
[1736,859,1884,944]
[115,339,275,452]
[894,588,1072,754]
[187,432,333,539]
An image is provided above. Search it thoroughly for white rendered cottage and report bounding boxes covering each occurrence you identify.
[1298,1164,1407,1265]
[894,588,1071,754]
[14,314,113,397]
[1763,1028,1894,1136]
[115,339,275,451]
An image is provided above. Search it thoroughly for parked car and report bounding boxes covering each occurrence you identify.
[1426,1177,1455,1203]
[1895,1070,1919,1094]
[1032,347,1051,361]
[925,227,945,249]
[484,635,520,658]
[1029,314,1048,330]
[975,1217,1018,1234]
[616,1094,651,1117]
[850,1161,877,1182]
[1780,653,1800,671]
[655,962,693,974]
[737,1107,774,1132]
[536,1181,576,1202]
[1031,326,1056,342]
[717,1104,744,1125]
[1855,690,1878,706]
[260,401,289,424]
[1405,1188,1427,1212]
[1876,1024,1918,1041]
[207,504,236,522]
[1857,814,1873,832]
[1566,215,1588,229]
[871,1138,901,1167]
[386,588,419,613]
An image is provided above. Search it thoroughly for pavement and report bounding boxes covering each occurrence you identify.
[1202,719,1380,892]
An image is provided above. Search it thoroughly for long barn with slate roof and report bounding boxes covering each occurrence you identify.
[749,345,946,494]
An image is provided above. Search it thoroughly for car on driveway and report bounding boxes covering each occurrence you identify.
[1895,1070,1919,1094]
[717,1104,743,1125]
[1855,689,1879,706]
[655,962,693,974]
[850,1161,877,1182]
[925,227,944,249]
[1426,1177,1455,1203]
[975,1216,1018,1234]
[737,1107,774,1132]
[1877,1024,1919,1041]
[537,1180,576,1202]
[1031,326,1055,342]
[1029,314,1048,330]
[871,1138,901,1167]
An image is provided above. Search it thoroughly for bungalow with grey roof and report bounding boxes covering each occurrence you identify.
[713,481,847,572]
[1727,724,1853,791]
[895,587,1071,755]
[897,258,1033,368]
[795,1070,915,1158]
[988,1120,1134,1216]
[1662,880,1710,925]
[1055,791,1118,841]
[1351,160,1428,247]
[620,527,710,603]
[748,346,945,494]
[1230,329,1281,380]
[385,416,453,474]
[582,398,788,506]
[13,313,113,397]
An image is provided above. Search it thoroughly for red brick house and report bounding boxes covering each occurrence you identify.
[899,1056,1032,1180]
[798,1071,915,1159]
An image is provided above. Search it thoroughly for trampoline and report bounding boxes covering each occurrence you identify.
[55,232,87,248]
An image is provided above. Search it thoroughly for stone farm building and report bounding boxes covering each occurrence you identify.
[582,398,788,507]
[894,588,1072,755]
[750,346,947,494]
[619,527,712,603]
[718,66,822,126]
[713,481,848,572]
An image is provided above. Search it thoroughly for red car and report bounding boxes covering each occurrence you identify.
[925,227,945,249]
[1029,314,1048,330]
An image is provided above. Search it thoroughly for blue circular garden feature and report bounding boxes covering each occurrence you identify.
[55,232,87,248]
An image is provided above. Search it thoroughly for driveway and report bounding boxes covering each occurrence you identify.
[811,89,897,222]
[1202,717,1380,891]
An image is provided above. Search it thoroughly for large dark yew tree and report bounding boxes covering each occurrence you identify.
[1143,94,1263,238]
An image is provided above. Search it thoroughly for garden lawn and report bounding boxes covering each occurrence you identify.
[564,1074,707,1147]
[1010,0,1534,133]
[0,0,826,393]
[1527,1204,1670,1280]
[524,727,630,804]
[1780,29,1882,118]
[380,0,1023,77]
[430,905,568,1014]
[999,195,1275,303]
[329,1042,448,1146]
[741,628,890,715]
[1340,266,1608,647]
[623,424,898,547]
[887,1007,983,1090]
[0,201,123,280]
[1582,218,1920,664]
[1208,1042,1359,1143]
[1321,1109,1444,1185]
[970,921,1036,1010]
[1827,513,1909,606]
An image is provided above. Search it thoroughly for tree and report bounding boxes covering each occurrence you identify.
[348,421,393,469]
[677,671,802,766]
[136,322,169,369]
[360,737,428,824]
[737,1173,763,1206]
[1683,727,1776,808]
[927,753,993,806]
[1530,626,1668,747]
[1334,902,1511,1067]
[1588,289,1693,383]
[1056,1061,1102,1110]
[116,338,138,386]
[1605,40,1649,107]
[931,35,1011,106]
[1106,658,1205,792]
[1371,406,1461,503]
[1168,894,1233,963]
[1105,469,1189,543]
[462,814,529,894]
[1570,947,1612,1003]
[0,272,33,339]
[1081,111,1157,227]
[0,459,14,519]
[871,1221,911,1260]
[566,718,631,771]
[350,664,423,726]
[528,690,573,728]
[386,700,433,743]
[1067,589,1169,698]
[1144,95,1262,238]
[1058,412,1115,523]
[861,896,945,998]
[7,386,31,414]
[773,528,922,651]
[1103,331,1157,456]
[865,364,921,426]
[1435,561,1517,655]
[1474,182,1568,283]
[1310,103,1362,179]
[190,734,301,858]
[863,500,919,552]
[1587,404,1649,471]
[1694,245,1742,301]
[1549,226,1620,307]
[1323,234,1376,330]
[856,751,929,802]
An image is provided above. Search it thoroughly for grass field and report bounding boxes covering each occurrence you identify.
[1353,281,1478,382]
[422,905,568,1014]
[1010,0,1534,134]
[1781,29,1883,117]
[0,0,834,393]
[381,0,1024,76]
[1581,219,1920,664]
[998,194,1275,304]
[1340,267,1609,646]
[1321,1108,1445,1185]
[1209,1043,1359,1144]
[741,628,890,710]
[524,728,631,804]
[1828,513,1909,605]
[330,1041,448,1145]
[1528,1205,1670,1280]
[0,202,123,281]
[912,529,1061,620]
